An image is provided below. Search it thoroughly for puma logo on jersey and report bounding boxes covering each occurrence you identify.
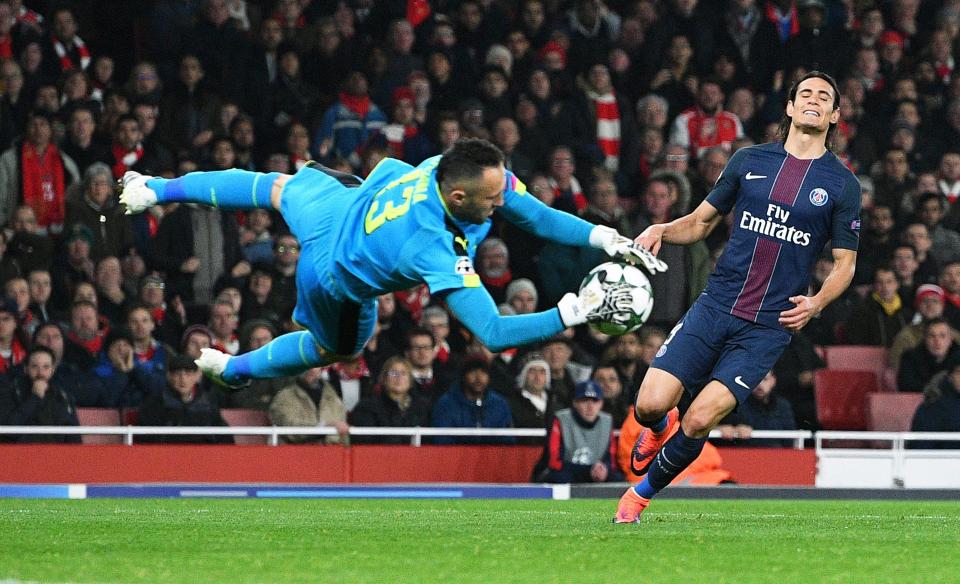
[745,172,767,180]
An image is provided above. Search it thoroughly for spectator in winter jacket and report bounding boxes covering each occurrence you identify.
[136,353,233,444]
[432,357,514,445]
[349,355,431,445]
[269,367,349,444]
[93,326,164,407]
[898,318,960,392]
[909,358,960,449]
[0,346,80,443]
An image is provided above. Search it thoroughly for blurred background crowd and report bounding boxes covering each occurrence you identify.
[0,0,959,474]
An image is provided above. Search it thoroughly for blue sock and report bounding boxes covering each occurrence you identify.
[224,331,328,383]
[146,170,280,209]
[633,429,707,499]
[635,409,669,433]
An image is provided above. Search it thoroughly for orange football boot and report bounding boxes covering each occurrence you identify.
[612,487,651,524]
[629,407,680,476]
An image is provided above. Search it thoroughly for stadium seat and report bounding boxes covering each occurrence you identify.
[823,346,889,377]
[866,393,924,432]
[814,370,879,430]
[76,408,122,445]
[220,409,271,444]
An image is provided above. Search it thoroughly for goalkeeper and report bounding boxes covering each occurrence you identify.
[120,138,666,387]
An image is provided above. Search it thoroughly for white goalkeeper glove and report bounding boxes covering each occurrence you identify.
[589,225,668,275]
[557,276,638,327]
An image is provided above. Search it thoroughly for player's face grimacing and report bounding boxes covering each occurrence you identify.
[786,77,839,134]
[454,165,506,224]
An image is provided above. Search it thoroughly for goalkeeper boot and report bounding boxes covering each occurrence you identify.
[629,407,680,476]
[195,348,248,390]
[613,487,651,524]
[118,171,158,214]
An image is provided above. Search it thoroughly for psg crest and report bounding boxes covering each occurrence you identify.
[809,188,829,206]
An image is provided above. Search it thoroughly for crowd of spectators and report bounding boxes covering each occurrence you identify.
[1,0,960,469]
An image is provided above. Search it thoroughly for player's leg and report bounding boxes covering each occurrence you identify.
[119,169,290,213]
[197,330,334,386]
[629,368,684,473]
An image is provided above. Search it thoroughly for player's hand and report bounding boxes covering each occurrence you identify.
[635,224,667,256]
[557,277,605,327]
[590,462,608,482]
[590,226,668,274]
[779,295,821,332]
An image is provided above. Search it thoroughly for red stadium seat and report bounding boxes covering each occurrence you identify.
[866,392,924,432]
[814,370,879,430]
[76,408,122,444]
[823,345,893,391]
[220,409,271,444]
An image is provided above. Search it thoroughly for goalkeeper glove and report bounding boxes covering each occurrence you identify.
[589,225,668,274]
[557,276,638,327]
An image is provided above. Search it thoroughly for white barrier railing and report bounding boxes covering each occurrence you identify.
[816,431,960,488]
[0,426,814,448]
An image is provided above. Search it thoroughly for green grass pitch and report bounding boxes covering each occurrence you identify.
[1,498,959,583]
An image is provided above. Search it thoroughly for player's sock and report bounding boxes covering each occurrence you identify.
[146,170,281,209]
[633,429,707,499]
[636,410,669,433]
[223,330,327,383]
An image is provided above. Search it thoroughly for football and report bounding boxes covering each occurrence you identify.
[580,261,654,335]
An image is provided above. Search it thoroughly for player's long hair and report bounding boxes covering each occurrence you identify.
[777,70,841,152]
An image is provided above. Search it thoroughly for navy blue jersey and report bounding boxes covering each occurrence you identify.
[701,142,860,329]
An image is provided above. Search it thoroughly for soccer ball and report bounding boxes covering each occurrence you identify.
[580,261,654,335]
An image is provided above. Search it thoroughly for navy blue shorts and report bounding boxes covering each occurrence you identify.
[651,300,792,404]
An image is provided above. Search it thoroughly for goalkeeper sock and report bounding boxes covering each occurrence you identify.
[633,429,707,499]
[224,331,328,383]
[146,170,280,209]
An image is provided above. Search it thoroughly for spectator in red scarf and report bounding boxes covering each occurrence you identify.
[314,71,387,169]
[574,63,634,173]
[109,114,157,180]
[42,7,92,81]
[0,110,80,233]
[66,299,107,360]
[370,85,433,165]
[546,145,587,215]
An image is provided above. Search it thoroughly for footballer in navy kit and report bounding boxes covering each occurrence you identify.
[118,138,665,388]
[615,71,860,523]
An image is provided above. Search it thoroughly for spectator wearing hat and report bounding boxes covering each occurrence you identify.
[505,278,538,315]
[783,0,850,78]
[509,352,555,440]
[535,380,622,483]
[0,295,27,377]
[432,356,514,445]
[93,325,164,407]
[269,366,349,444]
[180,324,214,360]
[1,346,80,444]
[51,223,95,313]
[910,358,960,449]
[0,110,80,231]
[349,355,432,445]
[137,352,233,444]
[898,318,960,392]
[890,285,960,370]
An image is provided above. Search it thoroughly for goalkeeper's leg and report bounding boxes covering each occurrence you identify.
[120,169,290,213]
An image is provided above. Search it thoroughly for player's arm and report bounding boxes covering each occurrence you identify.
[779,248,856,332]
[637,200,724,255]
[498,171,667,272]
[635,147,747,254]
[442,287,562,352]
[780,175,861,332]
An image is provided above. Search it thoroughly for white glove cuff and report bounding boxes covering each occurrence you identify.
[557,293,587,327]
